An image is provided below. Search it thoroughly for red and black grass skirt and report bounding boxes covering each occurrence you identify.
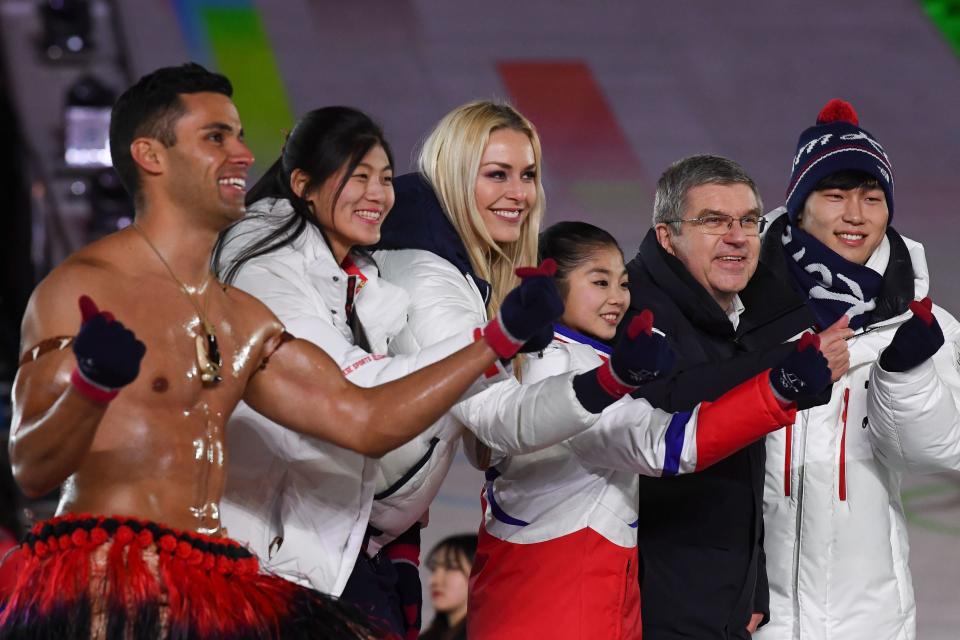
[0,514,379,639]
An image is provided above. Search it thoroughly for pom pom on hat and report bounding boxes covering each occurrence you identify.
[785,98,894,222]
[816,99,858,126]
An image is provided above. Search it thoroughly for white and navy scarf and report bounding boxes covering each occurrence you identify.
[781,223,883,330]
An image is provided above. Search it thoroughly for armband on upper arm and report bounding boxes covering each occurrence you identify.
[19,336,74,366]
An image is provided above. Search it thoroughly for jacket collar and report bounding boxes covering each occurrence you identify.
[375,173,492,304]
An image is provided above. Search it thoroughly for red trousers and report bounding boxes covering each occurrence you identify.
[468,526,642,639]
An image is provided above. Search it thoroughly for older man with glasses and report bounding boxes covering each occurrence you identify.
[621,155,850,639]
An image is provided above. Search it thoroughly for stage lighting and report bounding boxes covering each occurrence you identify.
[86,168,133,239]
[39,0,93,60]
[64,74,114,168]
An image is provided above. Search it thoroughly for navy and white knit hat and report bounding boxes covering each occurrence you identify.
[785,99,894,223]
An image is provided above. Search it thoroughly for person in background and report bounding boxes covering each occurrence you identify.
[420,534,477,640]
[755,99,960,640]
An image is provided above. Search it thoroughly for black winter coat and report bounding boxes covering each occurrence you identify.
[623,229,818,640]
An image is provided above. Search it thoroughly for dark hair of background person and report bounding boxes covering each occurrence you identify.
[538,220,623,298]
[420,534,478,640]
[213,106,393,351]
[109,62,233,203]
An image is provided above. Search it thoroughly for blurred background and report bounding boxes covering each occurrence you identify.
[0,0,958,635]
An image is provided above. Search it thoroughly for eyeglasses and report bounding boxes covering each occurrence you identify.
[669,213,766,236]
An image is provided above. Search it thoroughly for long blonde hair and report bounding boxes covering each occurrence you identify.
[418,101,546,317]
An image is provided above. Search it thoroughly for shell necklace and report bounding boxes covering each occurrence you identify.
[132,223,223,385]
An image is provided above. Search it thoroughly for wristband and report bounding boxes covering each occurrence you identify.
[70,368,119,404]
[482,316,525,360]
[596,361,638,398]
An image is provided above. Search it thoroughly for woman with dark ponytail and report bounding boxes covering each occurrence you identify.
[213,107,516,637]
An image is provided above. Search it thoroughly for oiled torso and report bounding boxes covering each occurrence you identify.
[50,240,281,535]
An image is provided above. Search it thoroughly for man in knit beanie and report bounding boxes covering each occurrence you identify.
[756,99,960,640]
[785,98,894,226]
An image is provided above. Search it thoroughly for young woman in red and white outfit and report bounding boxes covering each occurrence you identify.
[463,222,835,639]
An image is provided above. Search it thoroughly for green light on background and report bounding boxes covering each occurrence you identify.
[922,0,960,56]
[201,7,293,177]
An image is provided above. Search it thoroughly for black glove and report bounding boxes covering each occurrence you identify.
[483,259,564,359]
[769,332,831,403]
[573,310,675,413]
[879,297,945,373]
[71,295,146,403]
[517,325,556,355]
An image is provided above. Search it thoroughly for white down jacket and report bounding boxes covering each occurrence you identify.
[217,198,506,595]
[461,327,796,548]
[756,233,960,640]
[373,248,602,480]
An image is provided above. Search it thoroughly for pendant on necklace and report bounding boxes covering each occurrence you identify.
[195,323,222,386]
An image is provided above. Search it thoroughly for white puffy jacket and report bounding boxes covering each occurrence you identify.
[218,198,506,595]
[756,234,960,640]
[373,248,604,477]
[462,327,797,547]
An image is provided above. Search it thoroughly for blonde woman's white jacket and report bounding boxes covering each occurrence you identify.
[756,228,960,640]
[373,248,607,477]
[457,327,797,546]
[217,198,506,595]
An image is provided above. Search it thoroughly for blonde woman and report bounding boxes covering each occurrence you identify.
[378,101,542,330]
[373,102,674,634]
[375,102,556,487]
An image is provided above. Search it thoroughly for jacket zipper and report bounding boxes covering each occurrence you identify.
[839,387,850,501]
[784,423,792,496]
[792,410,808,635]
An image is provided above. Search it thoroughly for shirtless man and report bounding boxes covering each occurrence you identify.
[1,63,562,639]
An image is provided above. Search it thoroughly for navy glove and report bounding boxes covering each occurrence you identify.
[483,259,564,359]
[573,310,676,413]
[769,332,831,403]
[71,295,146,403]
[879,297,945,373]
[517,323,556,355]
